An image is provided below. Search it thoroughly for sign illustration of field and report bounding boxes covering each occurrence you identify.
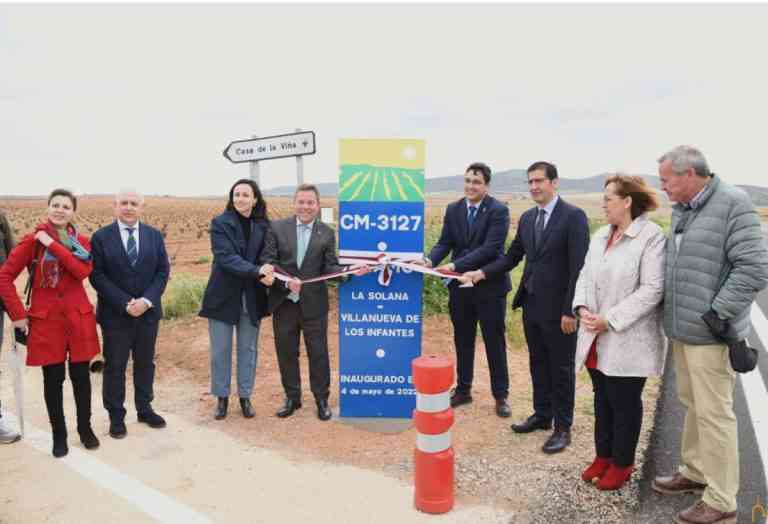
[338,140,425,202]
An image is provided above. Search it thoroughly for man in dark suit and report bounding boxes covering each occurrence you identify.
[464,161,589,453]
[90,189,170,439]
[261,184,365,421]
[422,162,512,418]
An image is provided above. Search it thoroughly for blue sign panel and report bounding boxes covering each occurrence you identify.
[339,269,423,417]
[339,201,424,255]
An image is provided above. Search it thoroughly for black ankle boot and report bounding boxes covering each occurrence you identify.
[78,426,100,450]
[52,430,68,458]
[240,398,255,418]
[214,397,228,420]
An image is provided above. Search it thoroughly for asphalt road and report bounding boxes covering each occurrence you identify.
[635,281,768,522]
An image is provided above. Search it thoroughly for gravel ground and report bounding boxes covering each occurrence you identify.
[152,307,662,524]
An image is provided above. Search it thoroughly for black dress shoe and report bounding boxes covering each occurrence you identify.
[138,411,167,429]
[450,390,473,408]
[109,421,127,439]
[214,397,228,420]
[495,399,511,418]
[276,399,302,418]
[316,399,332,421]
[240,398,255,418]
[52,431,68,458]
[542,429,572,454]
[511,414,552,434]
[78,426,100,450]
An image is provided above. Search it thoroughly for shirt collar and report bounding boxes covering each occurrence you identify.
[686,182,710,210]
[296,218,315,229]
[117,219,140,231]
[466,196,485,210]
[538,194,559,215]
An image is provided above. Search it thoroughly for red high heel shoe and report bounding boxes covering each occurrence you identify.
[581,456,612,482]
[596,464,634,490]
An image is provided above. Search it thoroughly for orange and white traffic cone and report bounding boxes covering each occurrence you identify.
[412,355,455,514]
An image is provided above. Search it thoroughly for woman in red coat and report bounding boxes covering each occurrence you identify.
[0,189,101,458]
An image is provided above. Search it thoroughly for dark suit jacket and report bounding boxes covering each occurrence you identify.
[261,216,346,319]
[483,197,589,320]
[198,211,270,326]
[90,221,170,329]
[428,195,511,297]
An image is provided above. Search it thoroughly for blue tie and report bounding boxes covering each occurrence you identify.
[467,205,477,228]
[126,227,138,267]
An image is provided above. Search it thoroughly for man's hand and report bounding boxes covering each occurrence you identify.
[259,264,274,277]
[260,274,275,286]
[34,231,54,247]
[561,315,579,334]
[463,270,486,284]
[350,264,371,276]
[287,278,302,295]
[12,318,29,331]
[126,298,150,317]
[412,257,433,268]
[436,263,455,273]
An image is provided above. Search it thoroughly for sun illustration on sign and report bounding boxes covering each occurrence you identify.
[402,146,417,161]
[339,163,425,202]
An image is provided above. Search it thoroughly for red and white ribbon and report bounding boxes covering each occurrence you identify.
[268,254,472,287]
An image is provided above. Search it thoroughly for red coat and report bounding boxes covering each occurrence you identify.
[0,225,100,366]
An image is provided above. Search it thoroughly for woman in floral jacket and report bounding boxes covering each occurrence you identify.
[572,175,666,490]
[0,189,100,458]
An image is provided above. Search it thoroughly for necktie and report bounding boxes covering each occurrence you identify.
[126,227,138,266]
[467,205,477,229]
[289,224,311,303]
[297,224,311,268]
[534,209,546,250]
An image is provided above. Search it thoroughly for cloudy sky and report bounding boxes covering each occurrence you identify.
[2,3,767,196]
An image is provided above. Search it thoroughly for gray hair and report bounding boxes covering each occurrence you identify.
[115,187,145,203]
[657,145,711,178]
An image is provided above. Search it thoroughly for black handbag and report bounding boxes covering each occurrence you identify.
[701,310,759,373]
[15,244,42,346]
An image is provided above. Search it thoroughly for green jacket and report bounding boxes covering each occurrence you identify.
[663,176,768,344]
[0,211,14,265]
[0,210,15,312]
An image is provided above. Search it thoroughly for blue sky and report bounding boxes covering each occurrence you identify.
[2,3,767,195]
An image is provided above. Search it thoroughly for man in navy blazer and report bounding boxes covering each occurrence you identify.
[422,162,512,418]
[465,162,589,453]
[90,189,170,439]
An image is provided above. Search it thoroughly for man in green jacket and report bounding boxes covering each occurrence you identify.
[0,209,21,444]
[651,145,768,524]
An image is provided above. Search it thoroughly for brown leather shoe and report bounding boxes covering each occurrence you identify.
[674,500,737,524]
[652,472,707,495]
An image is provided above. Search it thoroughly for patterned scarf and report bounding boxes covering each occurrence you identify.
[37,221,91,288]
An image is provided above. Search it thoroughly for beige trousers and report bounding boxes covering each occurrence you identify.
[673,340,738,512]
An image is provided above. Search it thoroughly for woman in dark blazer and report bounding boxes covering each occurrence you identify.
[199,179,273,420]
[0,189,100,457]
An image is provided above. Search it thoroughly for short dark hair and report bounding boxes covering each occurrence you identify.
[465,162,492,184]
[225,178,267,220]
[47,188,77,211]
[294,183,320,201]
[527,161,558,181]
[604,174,659,220]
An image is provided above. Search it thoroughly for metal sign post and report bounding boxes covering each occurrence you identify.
[295,128,305,186]
[249,135,260,186]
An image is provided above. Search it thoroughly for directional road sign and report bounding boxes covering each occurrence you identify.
[223,130,316,163]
